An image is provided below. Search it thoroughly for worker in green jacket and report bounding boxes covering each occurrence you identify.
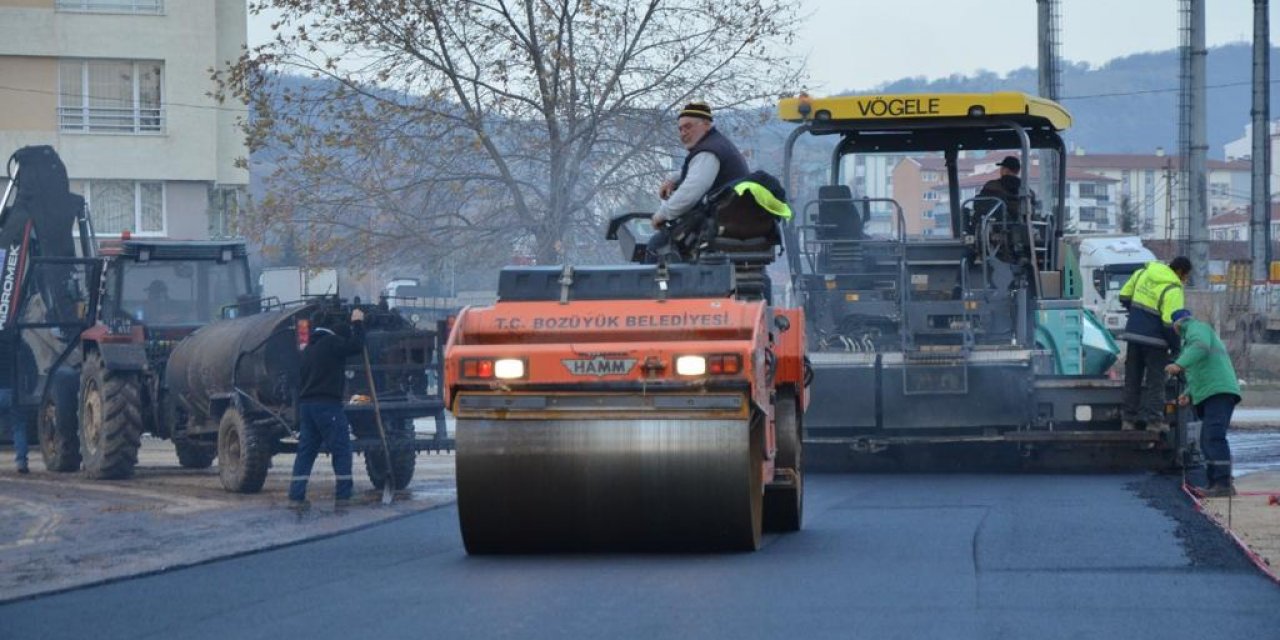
[1164,309,1240,497]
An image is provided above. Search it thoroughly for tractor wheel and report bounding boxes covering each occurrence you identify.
[174,439,216,469]
[216,409,272,493]
[39,381,82,472]
[78,351,143,480]
[764,388,804,532]
[364,426,416,490]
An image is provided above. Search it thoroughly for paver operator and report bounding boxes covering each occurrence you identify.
[289,307,365,510]
[1117,256,1192,433]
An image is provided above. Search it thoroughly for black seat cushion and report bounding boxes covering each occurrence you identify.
[817,185,864,240]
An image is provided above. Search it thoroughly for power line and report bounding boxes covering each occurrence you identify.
[0,83,249,114]
[1060,78,1279,101]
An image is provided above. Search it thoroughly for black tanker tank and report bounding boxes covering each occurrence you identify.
[165,306,305,431]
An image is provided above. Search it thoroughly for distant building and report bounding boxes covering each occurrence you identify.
[1206,203,1280,242]
[931,166,1119,234]
[1057,150,1249,241]
[0,0,248,240]
[1223,120,1280,196]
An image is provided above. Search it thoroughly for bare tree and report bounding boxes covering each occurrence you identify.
[218,0,803,274]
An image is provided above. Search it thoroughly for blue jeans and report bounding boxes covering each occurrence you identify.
[644,228,673,264]
[1,389,27,467]
[1195,393,1236,486]
[289,402,353,501]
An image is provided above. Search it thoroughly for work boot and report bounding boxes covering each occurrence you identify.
[16,461,28,474]
[1121,420,1138,431]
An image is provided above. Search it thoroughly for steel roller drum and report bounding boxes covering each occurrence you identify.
[457,418,763,553]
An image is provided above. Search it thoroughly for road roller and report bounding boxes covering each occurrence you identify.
[446,205,808,553]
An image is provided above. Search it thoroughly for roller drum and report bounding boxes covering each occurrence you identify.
[457,418,763,553]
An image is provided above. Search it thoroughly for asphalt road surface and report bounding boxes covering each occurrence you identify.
[5,474,1279,640]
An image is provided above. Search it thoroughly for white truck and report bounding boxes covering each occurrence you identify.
[259,266,339,303]
[1068,234,1156,335]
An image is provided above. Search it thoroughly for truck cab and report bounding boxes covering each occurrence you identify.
[1069,235,1155,336]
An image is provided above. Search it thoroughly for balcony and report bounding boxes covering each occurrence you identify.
[56,0,163,14]
[58,106,164,134]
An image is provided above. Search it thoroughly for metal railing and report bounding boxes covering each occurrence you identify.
[58,106,163,134]
[56,0,162,13]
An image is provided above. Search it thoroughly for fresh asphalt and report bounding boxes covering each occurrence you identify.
[4,474,1279,640]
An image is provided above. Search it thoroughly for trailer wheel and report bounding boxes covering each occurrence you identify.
[174,439,216,469]
[79,351,142,480]
[764,389,803,532]
[217,409,272,493]
[364,425,415,490]
[39,381,82,473]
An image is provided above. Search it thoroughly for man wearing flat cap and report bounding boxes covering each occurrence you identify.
[647,101,749,262]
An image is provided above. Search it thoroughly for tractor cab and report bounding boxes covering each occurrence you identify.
[96,240,255,330]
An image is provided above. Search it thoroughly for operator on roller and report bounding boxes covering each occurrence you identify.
[288,307,365,511]
[646,102,750,263]
[1117,255,1192,434]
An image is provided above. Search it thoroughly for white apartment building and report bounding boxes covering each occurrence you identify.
[0,0,247,239]
[1065,150,1250,242]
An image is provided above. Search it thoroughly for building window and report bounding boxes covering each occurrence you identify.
[208,186,244,240]
[84,180,165,235]
[56,0,162,14]
[1078,182,1108,200]
[1078,206,1108,224]
[59,59,163,134]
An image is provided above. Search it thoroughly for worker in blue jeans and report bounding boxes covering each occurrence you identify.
[1165,309,1239,497]
[1,388,28,474]
[289,308,364,510]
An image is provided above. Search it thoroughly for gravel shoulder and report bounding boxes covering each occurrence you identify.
[1199,470,1280,582]
[0,437,457,603]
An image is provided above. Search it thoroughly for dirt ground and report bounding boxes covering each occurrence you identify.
[1200,470,1280,581]
[0,437,457,603]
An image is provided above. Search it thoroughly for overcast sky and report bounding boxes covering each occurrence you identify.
[248,1,1278,93]
[797,0,1279,92]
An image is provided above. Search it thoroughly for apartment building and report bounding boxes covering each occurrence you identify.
[1066,150,1250,241]
[1207,203,1280,242]
[926,166,1119,234]
[0,0,247,239]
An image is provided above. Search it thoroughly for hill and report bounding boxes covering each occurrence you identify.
[862,42,1276,158]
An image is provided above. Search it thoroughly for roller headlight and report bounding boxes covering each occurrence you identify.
[676,355,707,376]
[494,358,525,380]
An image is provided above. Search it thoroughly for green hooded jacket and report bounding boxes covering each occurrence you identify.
[1173,318,1241,405]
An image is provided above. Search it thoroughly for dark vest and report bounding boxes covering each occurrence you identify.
[676,127,749,195]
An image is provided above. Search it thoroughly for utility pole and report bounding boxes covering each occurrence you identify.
[1037,0,1062,222]
[1252,0,1272,282]
[1165,157,1175,246]
[1179,0,1210,284]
